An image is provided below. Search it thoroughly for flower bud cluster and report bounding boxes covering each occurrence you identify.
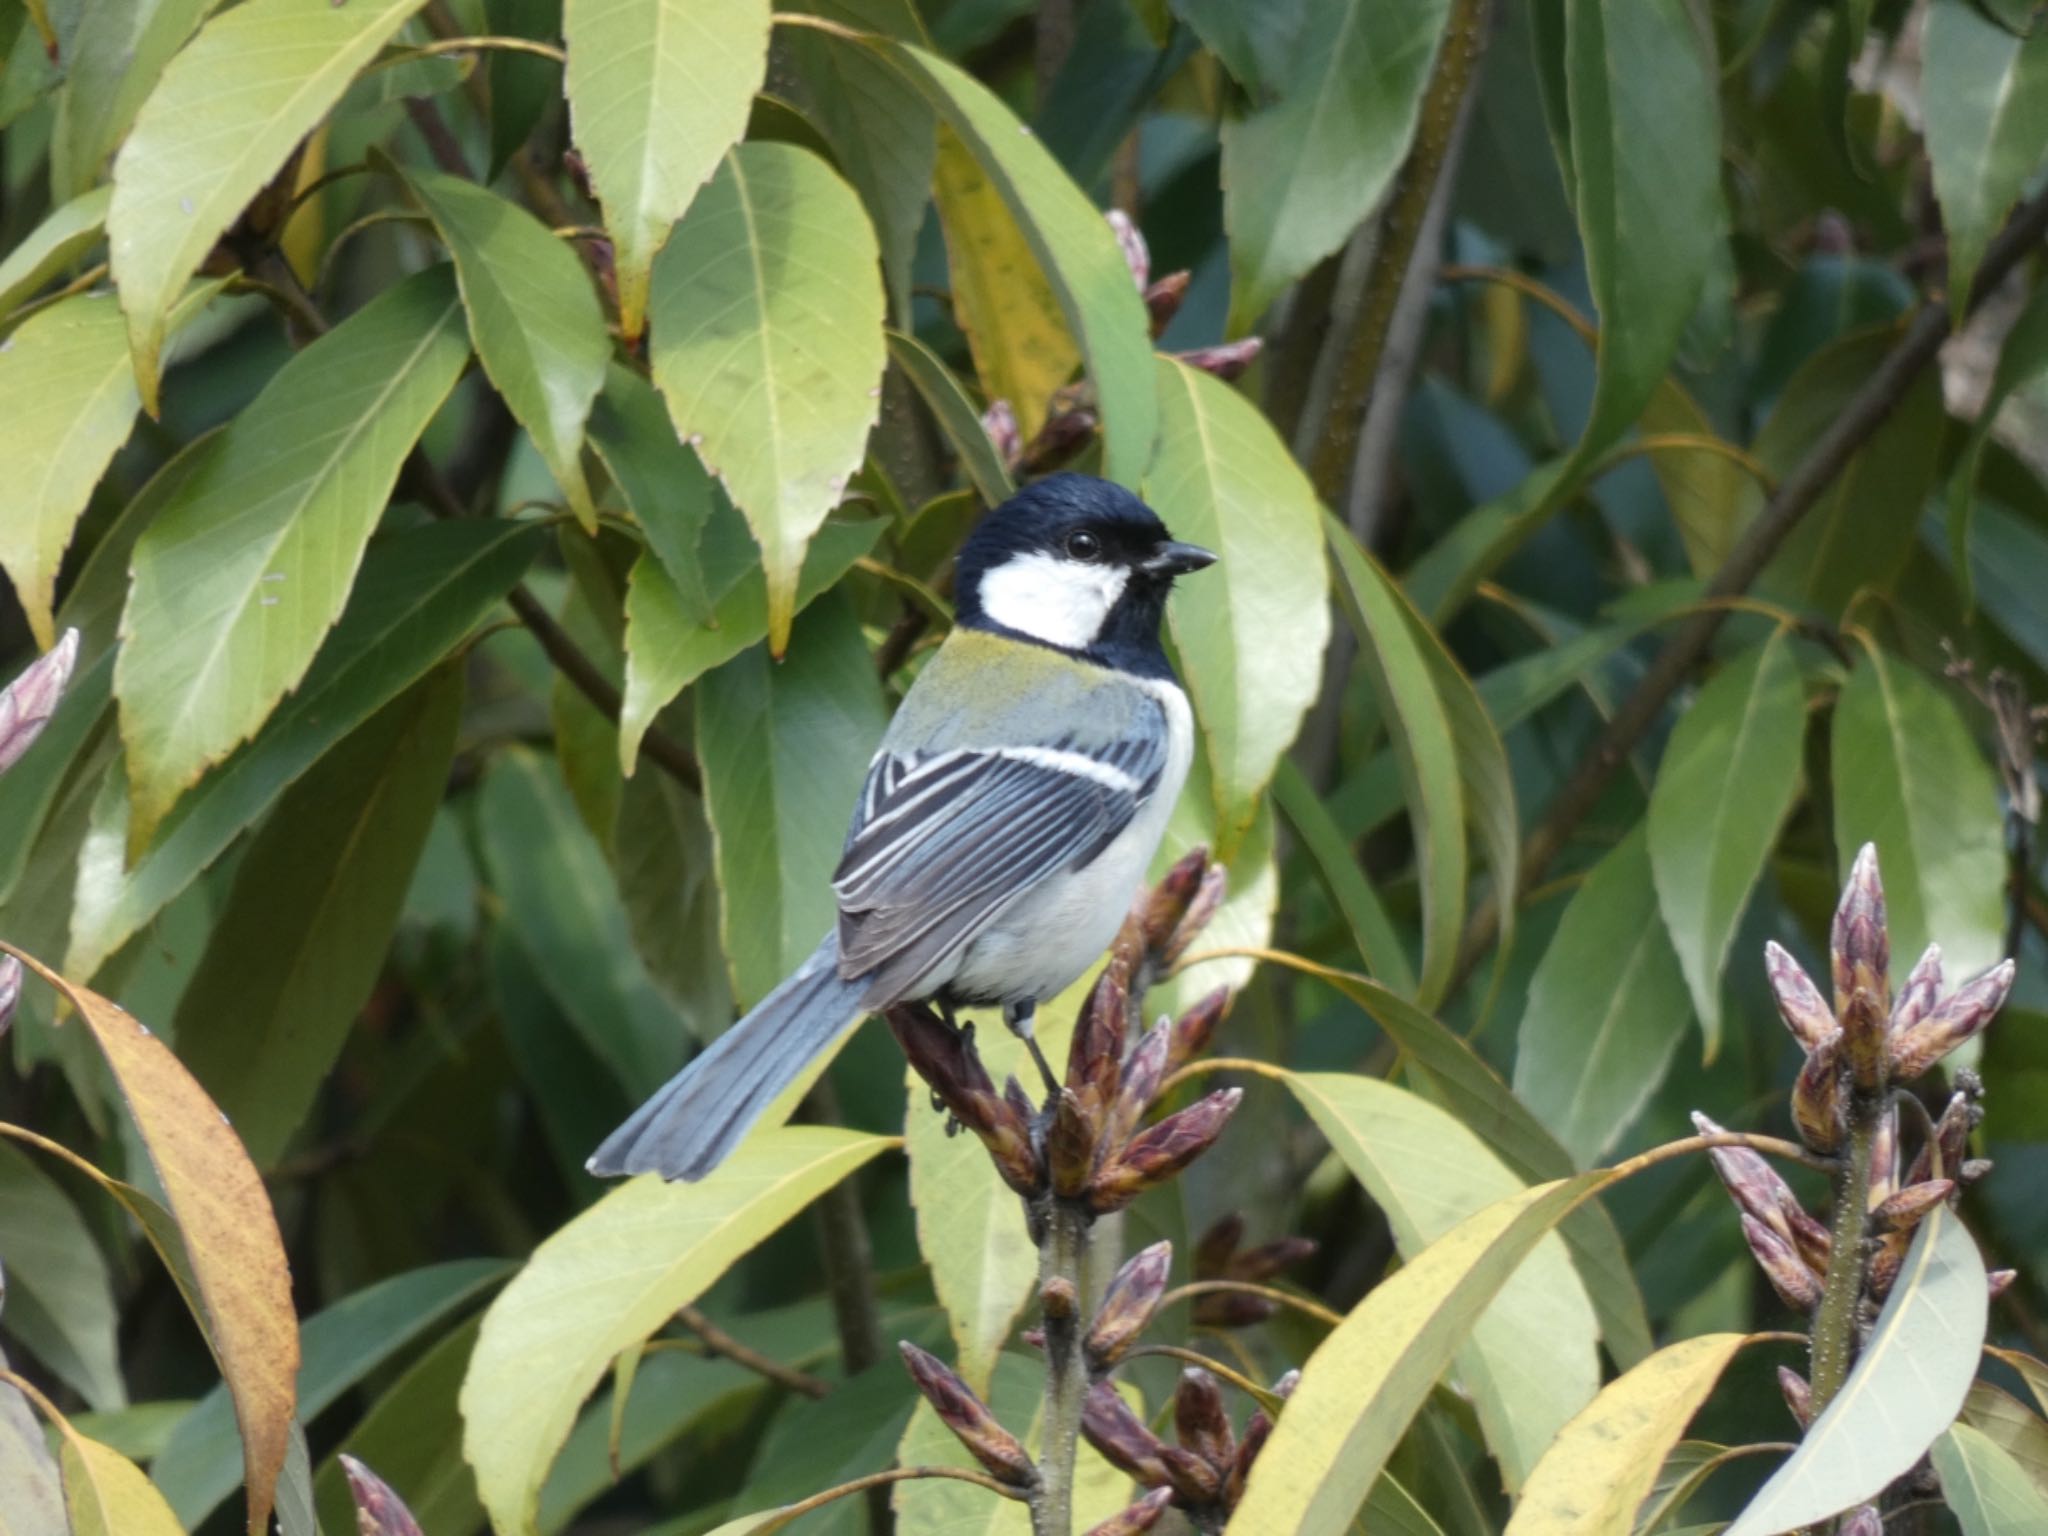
[1081,1365,1296,1530]
[1189,1213,1318,1329]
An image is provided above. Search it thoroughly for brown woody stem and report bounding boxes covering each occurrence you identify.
[1032,1201,1093,1536]
[1809,1087,1881,1411]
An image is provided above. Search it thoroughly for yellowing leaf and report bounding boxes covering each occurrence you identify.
[2,949,298,1536]
[647,142,886,652]
[931,122,1078,440]
[60,1429,186,1536]
[1936,1421,2048,1534]
[1503,1333,1748,1534]
[563,0,768,337]
[459,1127,893,1536]
[107,0,431,405]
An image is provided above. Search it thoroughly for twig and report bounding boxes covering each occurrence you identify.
[676,1305,831,1399]
[1451,178,2048,987]
[1158,1279,1343,1329]
[1809,1086,1881,1411]
[1030,1201,1092,1536]
[749,1467,1025,1534]
[1121,1344,1282,1406]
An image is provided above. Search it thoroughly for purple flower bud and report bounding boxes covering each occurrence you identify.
[1104,1019,1171,1151]
[1226,1407,1273,1508]
[1990,1269,2018,1300]
[1866,1106,1898,1211]
[1838,986,1888,1092]
[0,956,18,1044]
[1273,1369,1301,1399]
[1090,1088,1243,1214]
[1908,1092,1976,1185]
[1778,1367,1812,1428]
[1016,407,1099,475]
[1693,1111,1802,1245]
[1048,1088,1100,1198]
[1792,1031,1846,1153]
[889,1004,1044,1195]
[1830,844,1891,1014]
[1083,1488,1175,1536]
[1083,1381,1171,1487]
[1962,1157,1995,1184]
[1869,1230,1912,1299]
[898,1342,1036,1488]
[1173,339,1265,382]
[1086,1241,1172,1371]
[1192,1292,1278,1329]
[1143,272,1190,338]
[1890,944,1944,1033]
[1136,849,1212,962]
[341,1455,426,1536]
[1159,1444,1224,1505]
[1174,1368,1234,1470]
[0,629,77,775]
[1875,1179,1954,1228]
[1193,1213,1244,1278]
[982,400,1021,466]
[1161,866,1230,973]
[1840,1507,1881,1536]
[1165,986,1230,1074]
[1890,961,2015,1081]
[1233,1236,1319,1282]
[1066,965,1128,1116]
[1742,1214,1822,1310]
[1763,941,1836,1052]
[1040,1275,1079,1325]
[1105,208,1150,289]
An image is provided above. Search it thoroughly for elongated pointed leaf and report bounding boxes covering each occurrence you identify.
[695,593,886,1007]
[0,1359,65,1536]
[1925,0,2048,310]
[1515,828,1692,1166]
[171,669,461,1167]
[870,40,1156,485]
[1146,357,1329,851]
[460,1127,893,1536]
[70,519,542,980]
[406,170,609,527]
[0,1141,123,1411]
[0,185,108,319]
[1227,1173,1606,1534]
[1326,524,1465,1005]
[1286,1072,1599,1490]
[311,1317,483,1536]
[60,1431,186,1536]
[1724,1203,1987,1536]
[115,266,470,853]
[1503,1333,1748,1534]
[1272,760,1416,996]
[1,950,298,1536]
[0,284,216,649]
[1959,1386,2048,1506]
[885,329,1015,508]
[1564,0,1722,455]
[155,1259,504,1529]
[1949,279,2048,608]
[1832,644,2006,984]
[588,364,717,626]
[1648,631,1805,1053]
[563,0,767,337]
[107,0,431,402]
[1936,1423,2048,1536]
[647,142,885,652]
[930,121,1079,442]
[50,0,210,199]
[1220,0,1449,333]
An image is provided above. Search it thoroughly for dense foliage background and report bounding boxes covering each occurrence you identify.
[8,0,2048,1531]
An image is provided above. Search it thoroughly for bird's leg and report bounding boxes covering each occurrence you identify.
[1005,1000,1062,1097]
[929,1001,966,1131]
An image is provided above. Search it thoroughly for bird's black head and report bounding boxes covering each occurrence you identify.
[953,474,1215,677]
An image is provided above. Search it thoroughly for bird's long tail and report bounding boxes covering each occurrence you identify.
[586,934,867,1181]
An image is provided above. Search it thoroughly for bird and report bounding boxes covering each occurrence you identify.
[587,472,1217,1182]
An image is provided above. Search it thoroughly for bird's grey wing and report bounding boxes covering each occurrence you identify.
[833,724,1167,995]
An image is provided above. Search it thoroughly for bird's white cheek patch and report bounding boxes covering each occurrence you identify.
[978,552,1128,649]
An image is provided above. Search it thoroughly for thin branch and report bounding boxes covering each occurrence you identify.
[386,33,567,63]
[1453,178,2048,987]
[1122,1345,1283,1407]
[676,1305,832,1399]
[750,1467,1025,1534]
[1159,1279,1343,1329]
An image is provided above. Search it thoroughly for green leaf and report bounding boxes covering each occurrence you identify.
[115,265,470,853]
[1564,0,1722,455]
[562,0,766,338]
[312,1317,484,1536]
[870,39,1157,485]
[0,283,216,649]
[154,1258,506,1529]
[0,1141,123,1411]
[1227,1172,1607,1534]
[171,668,461,1167]
[478,747,694,1098]
[60,1431,186,1536]
[1219,0,1449,333]
[885,328,1016,510]
[1272,760,1416,996]
[49,0,209,199]
[647,141,886,651]
[1949,280,2048,608]
[1146,357,1329,851]
[614,768,736,1045]
[1831,644,2007,985]
[0,1363,65,1536]
[1502,1333,1747,1535]
[1723,1203,1987,1536]
[1960,1383,2048,1503]
[106,0,432,403]
[405,170,610,529]
[1277,961,1654,1367]
[783,0,934,323]
[1924,0,2048,310]
[1325,521,1465,1006]
[0,184,108,320]
[1647,630,1805,1053]
[1936,1423,2048,1536]
[69,518,543,980]
[695,591,887,1007]
[1752,328,1945,619]
[588,363,717,627]
[618,498,881,774]
[1284,1072,1600,1491]
[459,1126,893,1536]
[1515,828,1693,1166]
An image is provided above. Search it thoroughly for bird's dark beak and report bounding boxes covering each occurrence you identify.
[1142,540,1218,578]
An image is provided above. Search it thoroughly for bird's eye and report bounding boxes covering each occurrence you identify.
[1065,530,1102,561]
